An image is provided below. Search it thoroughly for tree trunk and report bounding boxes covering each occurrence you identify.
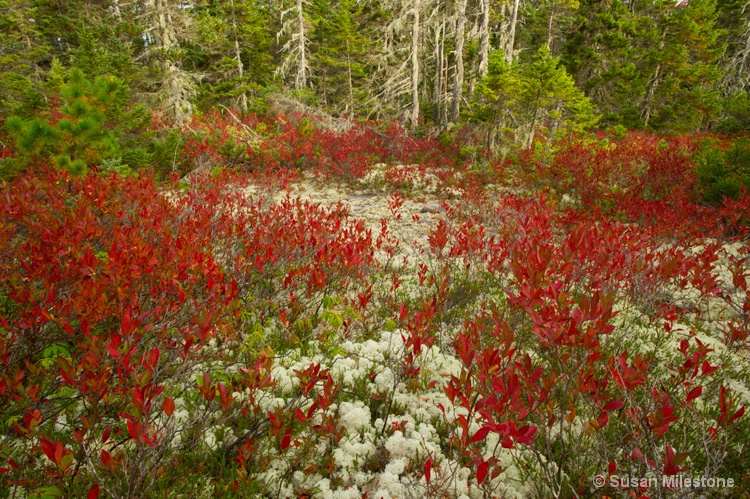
[641,64,661,128]
[434,21,445,124]
[725,19,750,92]
[527,91,541,147]
[229,0,247,112]
[546,0,555,50]
[296,0,307,89]
[409,0,421,127]
[507,0,521,65]
[641,27,668,128]
[346,41,354,114]
[449,0,467,124]
[477,0,490,78]
[146,0,193,125]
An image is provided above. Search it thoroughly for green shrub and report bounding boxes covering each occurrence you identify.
[3,67,153,178]
[696,137,750,204]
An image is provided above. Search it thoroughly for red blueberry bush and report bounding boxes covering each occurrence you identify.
[0,167,379,496]
[1,117,748,498]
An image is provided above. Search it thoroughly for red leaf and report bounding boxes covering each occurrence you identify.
[101,449,113,468]
[39,438,56,462]
[127,420,141,441]
[471,427,490,444]
[306,401,319,420]
[279,309,290,327]
[162,397,175,417]
[597,411,609,428]
[148,347,159,368]
[424,458,432,484]
[107,342,120,360]
[54,441,63,465]
[87,485,100,499]
[727,406,745,426]
[602,400,624,411]
[280,428,292,451]
[686,386,702,402]
[476,460,489,484]
[701,361,718,376]
[608,460,617,475]
[399,303,408,321]
[294,408,306,424]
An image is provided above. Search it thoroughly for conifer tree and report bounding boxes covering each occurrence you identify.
[517,46,598,145]
[562,0,646,127]
[5,68,126,176]
[0,0,53,115]
[475,46,597,149]
[143,0,196,125]
[563,0,724,131]
[640,0,725,130]
[309,0,370,114]
[189,0,275,112]
[276,0,312,91]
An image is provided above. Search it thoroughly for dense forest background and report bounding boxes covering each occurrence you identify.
[2,0,750,171]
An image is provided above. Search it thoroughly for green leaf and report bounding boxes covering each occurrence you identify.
[321,310,344,329]
[29,486,64,499]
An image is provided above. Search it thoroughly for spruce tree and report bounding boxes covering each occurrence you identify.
[0,0,52,115]
[517,46,598,146]
[561,0,646,127]
[474,46,597,150]
[188,0,275,113]
[309,0,370,114]
[643,0,725,130]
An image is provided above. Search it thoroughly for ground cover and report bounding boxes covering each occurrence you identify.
[1,116,749,498]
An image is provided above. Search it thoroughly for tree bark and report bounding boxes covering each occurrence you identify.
[296,0,307,89]
[449,0,467,124]
[507,0,521,65]
[434,20,445,124]
[346,41,354,114]
[546,0,555,50]
[409,0,421,127]
[145,0,194,125]
[641,63,661,128]
[229,0,247,112]
[477,0,490,78]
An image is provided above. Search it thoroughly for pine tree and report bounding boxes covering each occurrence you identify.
[640,0,725,130]
[517,46,598,145]
[563,0,725,131]
[715,0,750,131]
[561,0,647,127]
[5,68,126,176]
[474,49,523,149]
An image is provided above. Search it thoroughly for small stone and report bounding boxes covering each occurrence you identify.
[420,202,443,214]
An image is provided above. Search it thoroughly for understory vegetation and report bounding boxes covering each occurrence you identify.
[1,111,749,498]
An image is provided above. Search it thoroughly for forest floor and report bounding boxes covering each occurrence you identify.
[2,129,750,498]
